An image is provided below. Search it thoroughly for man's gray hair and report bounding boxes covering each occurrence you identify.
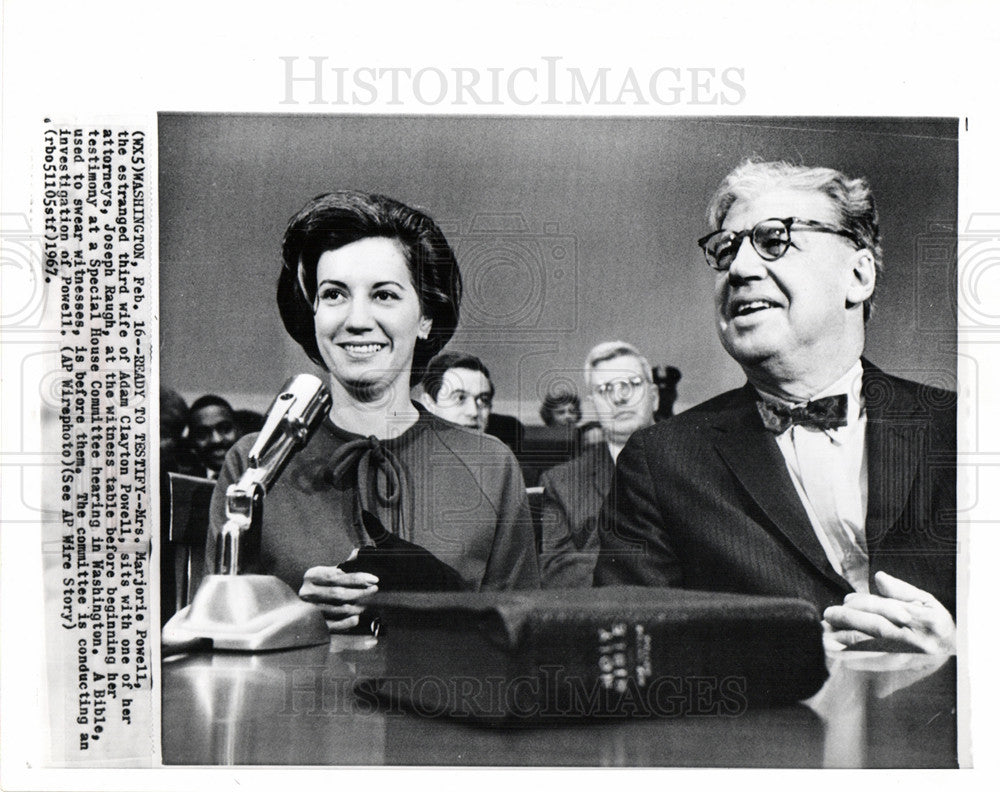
[584,341,653,389]
[706,159,882,321]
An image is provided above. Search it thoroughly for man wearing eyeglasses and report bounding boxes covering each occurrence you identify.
[540,341,658,588]
[594,160,956,654]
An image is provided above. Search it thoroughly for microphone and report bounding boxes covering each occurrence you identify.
[246,373,332,490]
[216,374,331,574]
[163,374,334,652]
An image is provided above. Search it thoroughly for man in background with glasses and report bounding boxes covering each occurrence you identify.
[594,160,956,654]
[540,341,658,588]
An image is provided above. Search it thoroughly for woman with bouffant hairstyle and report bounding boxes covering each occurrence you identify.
[209,191,539,631]
[277,191,462,384]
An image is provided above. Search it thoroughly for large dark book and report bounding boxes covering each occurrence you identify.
[361,587,828,723]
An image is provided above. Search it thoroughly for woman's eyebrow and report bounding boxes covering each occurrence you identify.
[315,279,405,289]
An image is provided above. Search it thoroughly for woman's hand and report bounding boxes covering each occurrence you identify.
[299,562,379,632]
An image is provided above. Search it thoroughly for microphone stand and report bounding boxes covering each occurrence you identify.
[162,375,332,653]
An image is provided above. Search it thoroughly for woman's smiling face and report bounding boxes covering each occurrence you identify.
[313,236,431,398]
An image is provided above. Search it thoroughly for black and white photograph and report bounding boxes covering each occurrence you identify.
[156,114,958,766]
[2,1,998,788]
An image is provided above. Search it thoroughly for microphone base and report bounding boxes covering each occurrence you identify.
[162,574,329,652]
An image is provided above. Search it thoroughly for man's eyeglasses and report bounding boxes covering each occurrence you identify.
[593,376,648,403]
[698,217,857,272]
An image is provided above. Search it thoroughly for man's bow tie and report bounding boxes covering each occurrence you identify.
[756,394,848,434]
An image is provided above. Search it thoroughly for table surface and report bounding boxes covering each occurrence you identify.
[161,633,957,767]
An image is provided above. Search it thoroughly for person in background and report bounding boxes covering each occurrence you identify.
[539,341,658,588]
[419,350,527,455]
[539,391,581,427]
[187,395,240,479]
[159,387,202,476]
[539,389,604,449]
[160,387,189,458]
[595,160,956,654]
[419,351,495,432]
[207,191,538,632]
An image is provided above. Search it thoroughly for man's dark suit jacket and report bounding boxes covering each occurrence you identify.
[539,443,615,588]
[593,361,957,616]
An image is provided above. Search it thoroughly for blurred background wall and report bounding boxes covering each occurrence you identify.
[158,115,956,422]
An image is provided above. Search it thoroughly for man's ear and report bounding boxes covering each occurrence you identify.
[846,249,876,308]
[417,317,432,340]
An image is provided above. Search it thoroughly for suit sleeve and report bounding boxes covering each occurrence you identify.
[480,448,541,591]
[593,431,683,587]
[538,470,599,589]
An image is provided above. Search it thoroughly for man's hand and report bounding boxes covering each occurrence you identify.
[299,561,379,632]
[822,571,955,654]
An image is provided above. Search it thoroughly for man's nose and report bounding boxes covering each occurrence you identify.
[726,236,768,283]
[611,390,631,406]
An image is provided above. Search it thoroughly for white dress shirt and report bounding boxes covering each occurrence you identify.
[760,361,869,593]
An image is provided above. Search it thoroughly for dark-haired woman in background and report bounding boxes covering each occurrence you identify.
[539,391,581,428]
[207,191,539,631]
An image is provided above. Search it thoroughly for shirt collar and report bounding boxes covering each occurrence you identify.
[811,359,865,425]
[754,359,865,441]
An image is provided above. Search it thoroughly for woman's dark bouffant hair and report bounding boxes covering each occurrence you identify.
[277,191,462,384]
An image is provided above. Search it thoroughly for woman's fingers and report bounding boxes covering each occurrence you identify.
[299,580,378,604]
[303,565,378,587]
[314,601,366,617]
[299,563,378,636]
[325,614,361,632]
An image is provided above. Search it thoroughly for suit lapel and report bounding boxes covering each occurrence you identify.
[711,384,849,591]
[862,361,922,549]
